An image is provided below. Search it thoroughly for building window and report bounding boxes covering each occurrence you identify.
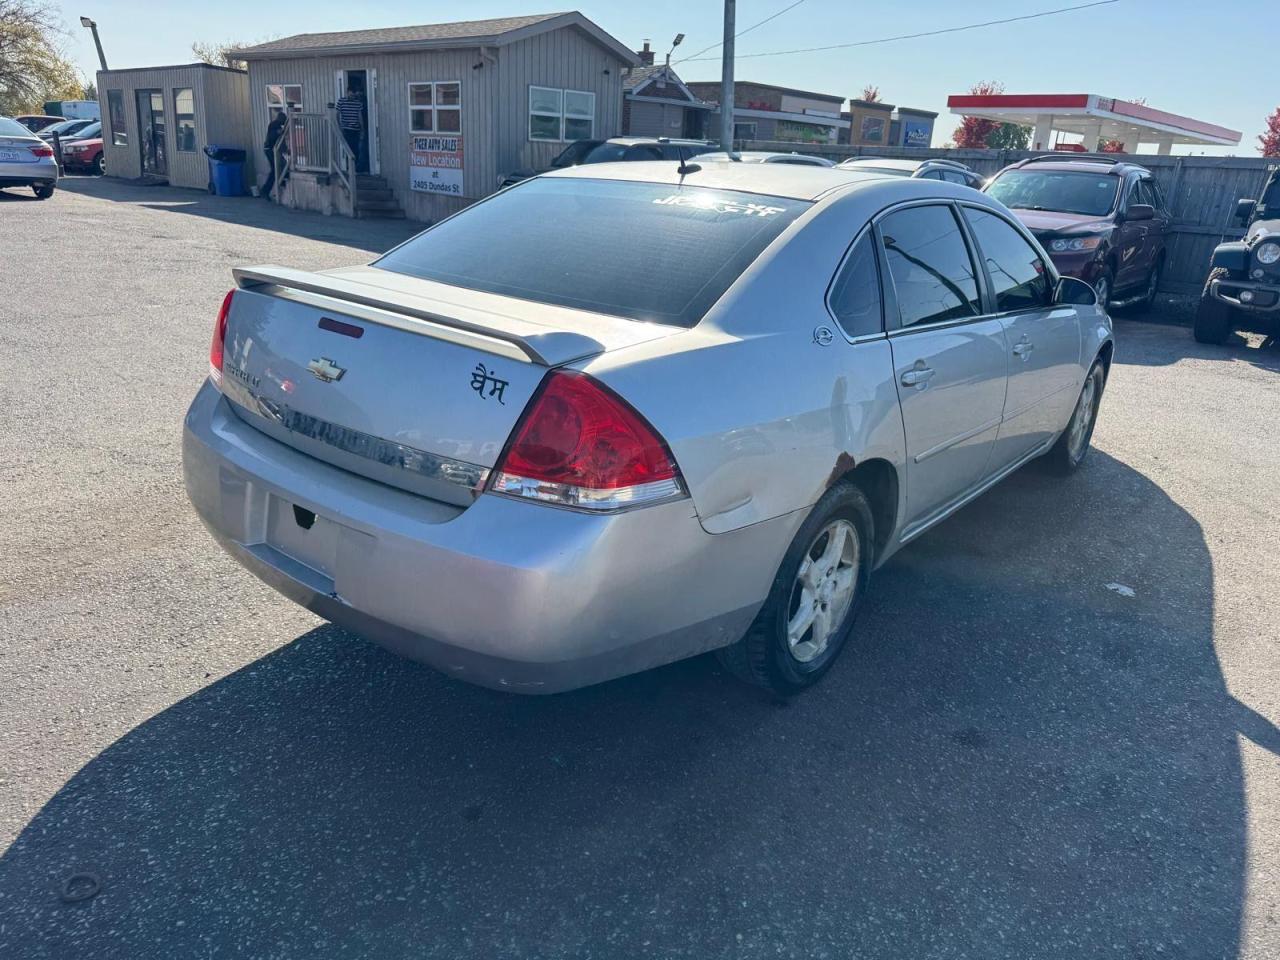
[528,86,595,142]
[107,89,127,146]
[266,84,302,115]
[173,88,196,152]
[733,121,757,140]
[408,81,461,134]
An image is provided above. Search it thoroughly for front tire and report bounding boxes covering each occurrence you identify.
[1046,361,1105,474]
[93,153,105,176]
[1092,267,1114,311]
[33,183,54,200]
[1194,268,1234,344]
[717,484,874,695]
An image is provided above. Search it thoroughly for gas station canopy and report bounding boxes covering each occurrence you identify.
[945,93,1242,154]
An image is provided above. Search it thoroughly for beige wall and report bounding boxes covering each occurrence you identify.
[96,65,250,191]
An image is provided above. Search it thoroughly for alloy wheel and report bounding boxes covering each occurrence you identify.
[1068,371,1099,462]
[786,520,859,663]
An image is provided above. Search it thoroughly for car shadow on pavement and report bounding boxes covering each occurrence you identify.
[1114,316,1280,371]
[53,177,423,254]
[2,452,1276,958]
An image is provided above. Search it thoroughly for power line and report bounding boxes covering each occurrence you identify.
[673,0,808,65]
[677,0,1120,62]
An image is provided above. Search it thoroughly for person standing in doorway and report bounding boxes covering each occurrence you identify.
[336,86,365,173]
[261,109,290,200]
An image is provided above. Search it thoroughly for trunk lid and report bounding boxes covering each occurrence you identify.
[220,264,682,506]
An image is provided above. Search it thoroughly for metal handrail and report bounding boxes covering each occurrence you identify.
[328,108,358,212]
[270,112,291,204]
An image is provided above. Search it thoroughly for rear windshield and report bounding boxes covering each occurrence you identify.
[0,117,33,137]
[986,170,1120,217]
[375,177,809,327]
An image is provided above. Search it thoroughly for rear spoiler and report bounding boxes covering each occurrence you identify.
[232,264,606,366]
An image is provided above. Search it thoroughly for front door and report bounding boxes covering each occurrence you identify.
[335,69,379,175]
[878,203,1010,533]
[960,205,1083,465]
[136,89,166,177]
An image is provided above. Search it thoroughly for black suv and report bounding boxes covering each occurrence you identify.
[1194,164,1280,343]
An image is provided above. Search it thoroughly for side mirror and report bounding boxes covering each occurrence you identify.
[1236,198,1256,225]
[1125,203,1154,222]
[1055,276,1098,307]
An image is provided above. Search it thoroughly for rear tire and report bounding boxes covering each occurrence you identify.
[1194,268,1234,344]
[1045,361,1105,475]
[33,184,54,200]
[717,484,874,696]
[93,153,105,176]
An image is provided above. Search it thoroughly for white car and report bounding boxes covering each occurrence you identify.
[0,116,59,199]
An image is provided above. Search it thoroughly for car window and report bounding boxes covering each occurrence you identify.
[0,116,33,137]
[376,177,810,328]
[1138,179,1161,210]
[942,170,970,185]
[1148,179,1168,212]
[963,208,1051,313]
[828,233,882,337]
[878,205,982,328]
[985,171,1120,217]
[920,170,944,180]
[1124,179,1143,210]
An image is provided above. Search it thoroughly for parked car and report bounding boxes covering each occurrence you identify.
[183,163,1111,695]
[14,115,63,133]
[498,139,603,188]
[500,137,717,188]
[39,118,94,143]
[984,156,1169,309]
[0,115,59,199]
[836,157,984,188]
[1193,164,1280,343]
[61,133,105,175]
[698,151,835,167]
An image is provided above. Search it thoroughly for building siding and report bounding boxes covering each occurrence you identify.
[96,65,249,191]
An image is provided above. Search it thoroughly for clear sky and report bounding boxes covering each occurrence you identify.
[56,0,1274,155]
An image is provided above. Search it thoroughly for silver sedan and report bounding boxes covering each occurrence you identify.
[183,162,1112,694]
[0,116,58,199]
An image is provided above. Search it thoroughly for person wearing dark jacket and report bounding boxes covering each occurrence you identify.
[261,110,290,200]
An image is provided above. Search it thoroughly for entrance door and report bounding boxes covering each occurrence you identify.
[334,69,379,175]
[136,89,166,177]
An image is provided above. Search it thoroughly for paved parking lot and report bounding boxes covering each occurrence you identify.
[2,177,1278,959]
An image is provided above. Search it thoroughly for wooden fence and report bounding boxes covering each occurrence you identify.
[742,141,1278,295]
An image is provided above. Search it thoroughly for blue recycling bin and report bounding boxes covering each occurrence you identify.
[204,145,247,196]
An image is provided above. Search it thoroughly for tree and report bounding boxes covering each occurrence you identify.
[1099,140,1126,153]
[860,85,880,104]
[952,80,1003,148]
[986,122,1029,150]
[1260,106,1280,158]
[192,39,248,71]
[0,0,83,115]
[83,78,95,100]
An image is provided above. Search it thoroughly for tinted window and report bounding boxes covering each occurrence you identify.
[942,170,971,185]
[828,233,882,337]
[963,208,1051,312]
[376,178,809,327]
[986,170,1119,217]
[878,205,981,327]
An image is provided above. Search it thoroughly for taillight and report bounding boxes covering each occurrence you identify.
[209,289,235,388]
[490,370,685,511]
[30,145,54,158]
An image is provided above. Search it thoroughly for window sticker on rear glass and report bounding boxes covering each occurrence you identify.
[652,194,787,218]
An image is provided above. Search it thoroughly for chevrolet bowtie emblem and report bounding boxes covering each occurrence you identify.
[307,357,346,383]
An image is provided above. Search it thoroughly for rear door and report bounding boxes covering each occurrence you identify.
[961,204,1081,465]
[879,203,1010,533]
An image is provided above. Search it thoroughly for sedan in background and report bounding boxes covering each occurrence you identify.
[14,115,63,133]
[184,162,1111,696]
[39,118,94,143]
[836,157,985,188]
[498,138,602,188]
[697,151,835,167]
[61,133,105,175]
[0,115,59,199]
[984,156,1169,309]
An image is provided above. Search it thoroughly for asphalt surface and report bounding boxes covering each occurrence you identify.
[1,176,1278,959]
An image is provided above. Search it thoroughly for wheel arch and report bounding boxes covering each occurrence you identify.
[828,456,899,563]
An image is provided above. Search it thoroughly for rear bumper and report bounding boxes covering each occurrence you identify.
[183,381,799,692]
[1210,277,1280,314]
[0,158,58,187]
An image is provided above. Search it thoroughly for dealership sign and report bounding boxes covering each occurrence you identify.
[409,135,463,196]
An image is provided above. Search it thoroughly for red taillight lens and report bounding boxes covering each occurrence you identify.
[30,145,54,158]
[209,289,235,388]
[490,371,684,511]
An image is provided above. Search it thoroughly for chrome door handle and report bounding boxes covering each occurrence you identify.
[900,365,935,387]
[1012,338,1035,361]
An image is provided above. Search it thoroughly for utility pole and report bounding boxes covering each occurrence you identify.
[719,0,735,153]
[80,17,108,72]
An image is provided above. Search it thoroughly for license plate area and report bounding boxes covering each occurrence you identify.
[0,150,24,162]
[265,494,339,579]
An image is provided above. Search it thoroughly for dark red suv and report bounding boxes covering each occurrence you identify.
[984,156,1170,309]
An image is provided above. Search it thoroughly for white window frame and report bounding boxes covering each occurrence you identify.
[528,85,596,142]
[408,80,461,135]
[266,83,302,114]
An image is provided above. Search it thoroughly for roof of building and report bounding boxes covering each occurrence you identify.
[232,11,639,65]
[685,80,845,105]
[96,62,247,76]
